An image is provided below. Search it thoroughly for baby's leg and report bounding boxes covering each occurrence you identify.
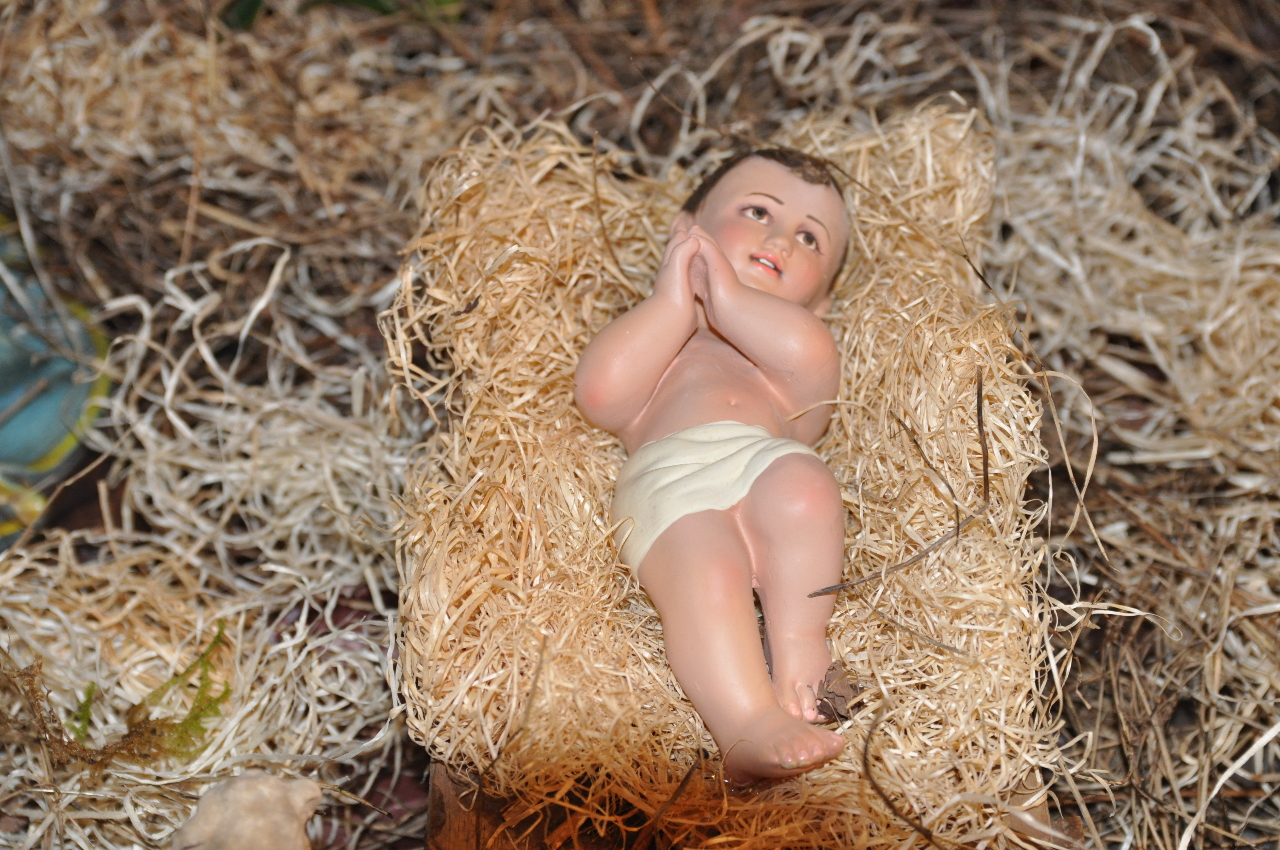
[638,509,845,781]
[739,453,845,723]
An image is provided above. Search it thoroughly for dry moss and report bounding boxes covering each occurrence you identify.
[0,624,228,777]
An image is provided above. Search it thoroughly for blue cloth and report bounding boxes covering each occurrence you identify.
[0,311,95,470]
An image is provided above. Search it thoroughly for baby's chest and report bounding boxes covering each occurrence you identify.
[665,342,776,399]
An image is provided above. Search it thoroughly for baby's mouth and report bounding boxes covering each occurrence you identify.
[751,254,782,277]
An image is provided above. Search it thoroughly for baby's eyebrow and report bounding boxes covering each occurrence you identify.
[805,214,831,240]
[746,192,831,241]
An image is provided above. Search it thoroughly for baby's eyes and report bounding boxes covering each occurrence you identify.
[741,205,821,252]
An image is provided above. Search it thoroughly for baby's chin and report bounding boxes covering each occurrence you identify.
[734,265,786,292]
[738,277,830,311]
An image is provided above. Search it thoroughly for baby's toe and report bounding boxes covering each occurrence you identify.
[774,686,803,719]
[796,684,819,722]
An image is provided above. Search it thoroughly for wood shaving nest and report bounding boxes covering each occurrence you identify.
[385,107,1060,848]
[3,2,1277,848]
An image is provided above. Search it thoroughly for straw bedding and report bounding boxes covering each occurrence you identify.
[973,18,1280,848]
[0,2,459,846]
[2,0,1278,847]
[386,106,1057,847]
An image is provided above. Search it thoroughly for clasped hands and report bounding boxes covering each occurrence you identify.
[653,222,740,321]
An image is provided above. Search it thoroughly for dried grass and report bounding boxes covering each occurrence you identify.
[969,16,1280,849]
[0,0,1276,847]
[0,2,464,847]
[385,104,1058,847]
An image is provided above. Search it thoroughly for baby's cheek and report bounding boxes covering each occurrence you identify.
[707,217,749,249]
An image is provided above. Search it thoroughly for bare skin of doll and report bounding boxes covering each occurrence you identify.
[575,157,850,782]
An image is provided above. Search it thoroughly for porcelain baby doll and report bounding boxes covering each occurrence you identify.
[574,149,850,782]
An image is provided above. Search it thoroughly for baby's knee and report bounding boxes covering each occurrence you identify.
[759,456,842,523]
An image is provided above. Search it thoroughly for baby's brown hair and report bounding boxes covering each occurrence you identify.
[680,147,842,214]
[680,147,848,292]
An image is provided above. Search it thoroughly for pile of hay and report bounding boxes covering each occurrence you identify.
[0,1,484,846]
[2,0,1277,846]
[972,16,1280,849]
[386,104,1057,847]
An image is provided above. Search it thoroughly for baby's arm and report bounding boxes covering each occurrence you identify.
[690,228,840,442]
[574,227,700,438]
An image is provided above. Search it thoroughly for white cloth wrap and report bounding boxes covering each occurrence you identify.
[610,420,820,569]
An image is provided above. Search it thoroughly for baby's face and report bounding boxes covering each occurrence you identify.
[676,157,849,312]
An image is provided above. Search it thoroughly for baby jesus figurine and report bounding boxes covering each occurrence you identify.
[575,149,851,782]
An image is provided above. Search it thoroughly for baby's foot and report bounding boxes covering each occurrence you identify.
[722,708,846,783]
[774,680,821,723]
[768,630,835,723]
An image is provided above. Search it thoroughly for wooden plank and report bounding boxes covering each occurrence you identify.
[425,763,509,850]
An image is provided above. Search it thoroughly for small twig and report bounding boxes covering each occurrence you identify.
[632,753,701,850]
[811,372,992,598]
[809,511,985,597]
[976,369,989,507]
[862,710,950,850]
[0,253,39,321]
[315,781,392,819]
[889,410,961,538]
[955,241,1109,569]
[2,427,121,554]
[0,376,49,429]
[865,606,967,657]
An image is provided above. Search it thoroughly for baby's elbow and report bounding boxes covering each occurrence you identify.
[576,380,639,437]
[573,373,598,414]
[573,377,614,430]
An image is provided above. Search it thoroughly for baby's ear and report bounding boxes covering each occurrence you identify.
[669,210,694,235]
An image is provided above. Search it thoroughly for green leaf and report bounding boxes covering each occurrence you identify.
[220,0,264,30]
[69,682,96,742]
